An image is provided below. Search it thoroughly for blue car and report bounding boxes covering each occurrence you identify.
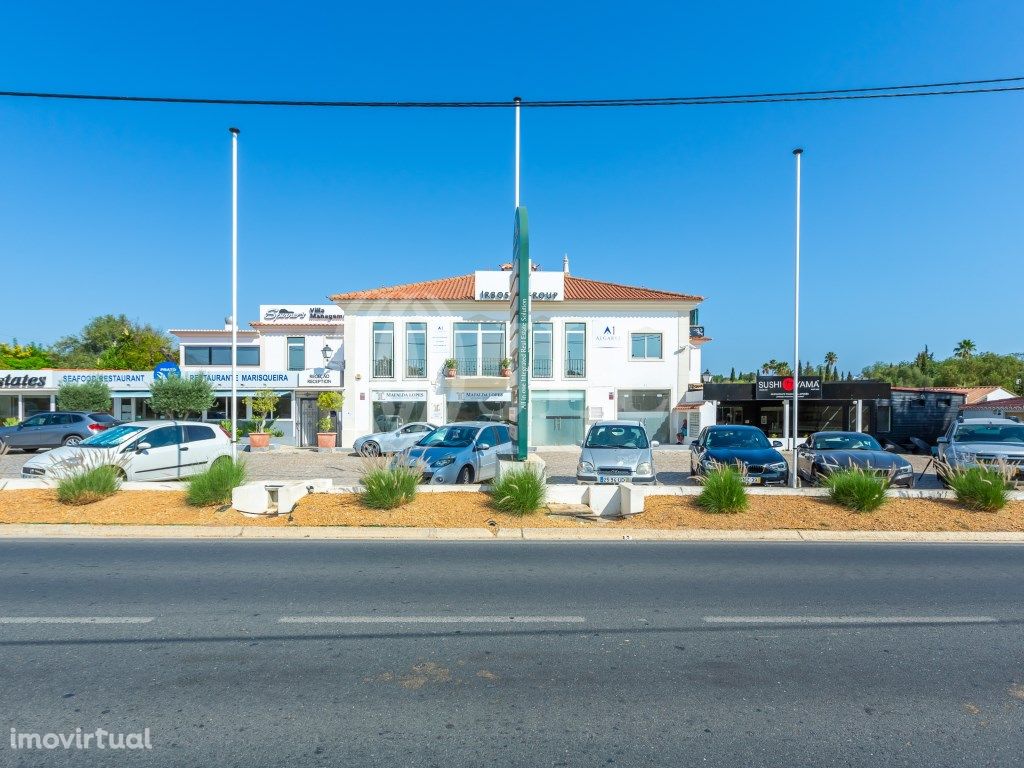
[690,425,789,485]
[395,422,513,484]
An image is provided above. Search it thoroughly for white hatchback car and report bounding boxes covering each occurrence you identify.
[21,420,232,482]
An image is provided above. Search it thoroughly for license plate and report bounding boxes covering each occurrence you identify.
[598,475,628,484]
[741,476,763,485]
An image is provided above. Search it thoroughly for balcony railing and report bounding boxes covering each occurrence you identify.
[565,358,586,378]
[373,358,394,378]
[532,358,553,378]
[455,357,505,377]
[406,359,426,378]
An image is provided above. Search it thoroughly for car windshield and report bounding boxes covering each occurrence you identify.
[584,425,649,449]
[416,425,479,449]
[953,424,1024,445]
[812,433,883,451]
[706,429,771,450]
[80,424,145,447]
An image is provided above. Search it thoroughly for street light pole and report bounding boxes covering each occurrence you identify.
[229,127,240,461]
[791,148,803,488]
[514,96,521,208]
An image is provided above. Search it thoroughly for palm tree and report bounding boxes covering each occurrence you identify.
[761,360,775,375]
[824,351,838,380]
[954,339,976,359]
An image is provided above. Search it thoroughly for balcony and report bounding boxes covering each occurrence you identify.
[455,357,506,377]
[406,358,426,378]
[532,358,553,378]
[565,358,586,378]
[373,358,394,378]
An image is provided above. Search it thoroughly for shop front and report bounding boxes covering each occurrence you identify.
[446,390,510,423]
[370,389,429,432]
[530,390,586,446]
[616,389,671,444]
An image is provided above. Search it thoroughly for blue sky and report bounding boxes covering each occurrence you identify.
[1,1,1021,374]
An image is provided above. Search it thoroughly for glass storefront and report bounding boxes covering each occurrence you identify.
[0,395,17,420]
[617,389,671,443]
[372,399,427,432]
[447,399,506,423]
[531,390,586,446]
[22,396,50,417]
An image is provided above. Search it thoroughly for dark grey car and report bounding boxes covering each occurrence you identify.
[0,411,118,452]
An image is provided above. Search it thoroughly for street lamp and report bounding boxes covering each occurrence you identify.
[791,147,803,488]
[701,369,712,384]
[321,344,333,366]
[229,126,240,462]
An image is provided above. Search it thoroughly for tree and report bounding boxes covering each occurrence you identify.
[148,376,214,419]
[0,341,54,370]
[824,351,838,381]
[56,379,112,413]
[316,391,344,433]
[52,315,175,369]
[729,367,736,382]
[953,339,976,359]
[245,388,281,434]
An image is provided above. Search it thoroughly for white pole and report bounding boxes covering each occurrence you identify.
[229,127,240,461]
[791,148,803,487]
[514,96,521,208]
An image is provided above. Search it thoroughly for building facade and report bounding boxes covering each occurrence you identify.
[331,265,708,448]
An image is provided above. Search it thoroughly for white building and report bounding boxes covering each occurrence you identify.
[331,262,711,448]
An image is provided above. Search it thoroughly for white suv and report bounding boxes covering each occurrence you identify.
[936,417,1024,482]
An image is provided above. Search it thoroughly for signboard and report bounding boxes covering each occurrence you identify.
[447,390,512,403]
[153,361,181,380]
[372,390,428,403]
[57,371,153,391]
[258,305,344,324]
[475,270,563,301]
[756,375,822,400]
[0,371,53,389]
[593,324,624,349]
[185,369,341,391]
[509,207,530,460]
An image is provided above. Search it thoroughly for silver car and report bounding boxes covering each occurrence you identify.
[396,422,513,484]
[936,416,1024,482]
[354,422,438,456]
[576,420,659,484]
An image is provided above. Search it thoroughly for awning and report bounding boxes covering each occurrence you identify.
[673,401,706,412]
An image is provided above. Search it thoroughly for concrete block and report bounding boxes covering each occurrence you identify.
[497,454,547,482]
[276,484,310,515]
[619,483,645,515]
[585,485,621,516]
[232,483,270,515]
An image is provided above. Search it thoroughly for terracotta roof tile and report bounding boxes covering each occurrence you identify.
[961,397,1024,410]
[891,385,1015,404]
[329,273,702,303]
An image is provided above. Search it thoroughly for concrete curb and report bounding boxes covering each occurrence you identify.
[1,523,1023,543]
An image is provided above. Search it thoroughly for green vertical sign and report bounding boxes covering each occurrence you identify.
[511,207,530,460]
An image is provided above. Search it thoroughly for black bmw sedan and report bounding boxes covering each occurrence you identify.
[796,431,915,487]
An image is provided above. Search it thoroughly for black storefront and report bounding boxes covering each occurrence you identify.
[703,377,893,440]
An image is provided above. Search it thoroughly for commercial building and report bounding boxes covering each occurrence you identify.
[330,261,709,448]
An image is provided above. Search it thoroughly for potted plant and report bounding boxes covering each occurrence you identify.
[499,357,513,377]
[443,358,458,378]
[245,388,280,449]
[316,391,344,449]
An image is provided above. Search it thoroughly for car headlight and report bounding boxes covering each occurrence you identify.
[431,455,456,468]
[895,464,913,474]
[577,461,594,474]
[766,461,788,472]
[635,462,653,476]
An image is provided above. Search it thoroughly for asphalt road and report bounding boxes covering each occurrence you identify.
[1,540,1021,767]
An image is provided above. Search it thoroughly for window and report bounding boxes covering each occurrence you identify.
[630,333,663,360]
[22,414,47,428]
[454,322,506,376]
[565,322,586,378]
[495,425,511,445]
[287,337,305,371]
[141,426,180,449]
[477,426,499,449]
[400,423,432,435]
[689,308,699,326]
[372,323,395,378]
[184,425,216,442]
[876,404,891,433]
[183,346,260,366]
[405,323,427,378]
[532,322,553,378]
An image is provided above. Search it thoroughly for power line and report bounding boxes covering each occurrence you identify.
[0,76,1022,109]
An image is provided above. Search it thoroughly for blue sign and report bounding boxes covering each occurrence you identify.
[153,361,181,380]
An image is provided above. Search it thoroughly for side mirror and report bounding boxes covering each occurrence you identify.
[476,443,491,452]
[651,440,660,448]
[136,442,152,452]
[936,437,949,444]
[689,442,700,452]
[884,445,897,453]
[772,440,784,448]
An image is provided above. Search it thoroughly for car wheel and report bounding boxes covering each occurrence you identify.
[361,442,381,457]
[456,465,473,484]
[211,456,231,470]
[115,467,127,481]
[63,435,82,446]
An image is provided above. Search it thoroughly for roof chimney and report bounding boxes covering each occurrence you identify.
[562,253,570,274]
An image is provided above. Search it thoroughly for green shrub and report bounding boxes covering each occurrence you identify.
[56,379,112,412]
[359,459,420,510]
[944,464,1012,512]
[56,465,122,505]
[491,468,546,516]
[2,417,18,427]
[695,464,748,514]
[824,467,889,512]
[186,458,248,507]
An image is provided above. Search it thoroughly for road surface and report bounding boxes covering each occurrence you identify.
[0,540,1020,766]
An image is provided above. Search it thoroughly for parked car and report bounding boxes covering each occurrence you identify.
[395,422,513,484]
[936,417,1024,483]
[21,420,232,482]
[0,411,118,452]
[576,420,658,484]
[354,422,439,457]
[690,425,789,485]
[796,431,915,487]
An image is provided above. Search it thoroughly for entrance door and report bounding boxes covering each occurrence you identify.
[298,398,319,447]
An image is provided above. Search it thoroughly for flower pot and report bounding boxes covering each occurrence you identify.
[500,367,512,377]
[317,432,337,449]
[248,432,270,449]
[445,368,457,378]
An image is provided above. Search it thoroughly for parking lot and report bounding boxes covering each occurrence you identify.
[0,446,942,487]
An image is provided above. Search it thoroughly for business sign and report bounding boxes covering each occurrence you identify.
[185,369,341,390]
[258,305,344,324]
[447,390,512,403]
[593,324,624,349]
[153,361,181,380]
[475,269,564,302]
[756,375,822,400]
[298,369,342,388]
[56,371,154,391]
[372,390,427,403]
[509,207,530,460]
[0,372,53,389]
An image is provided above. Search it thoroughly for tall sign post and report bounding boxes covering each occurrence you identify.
[509,207,530,460]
